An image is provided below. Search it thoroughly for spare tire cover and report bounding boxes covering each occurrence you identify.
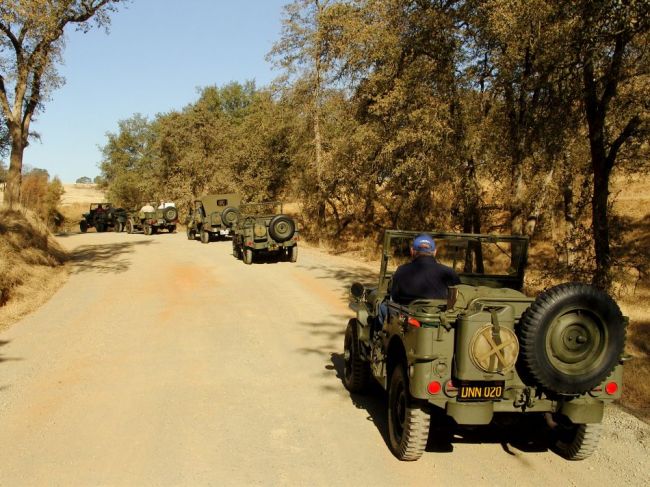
[517,283,626,395]
[269,214,296,243]
[221,207,239,228]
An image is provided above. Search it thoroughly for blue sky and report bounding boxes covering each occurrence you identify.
[18,0,288,182]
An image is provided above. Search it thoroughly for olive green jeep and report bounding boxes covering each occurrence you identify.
[125,202,179,235]
[186,193,241,243]
[231,202,298,264]
[80,203,126,233]
[345,230,627,461]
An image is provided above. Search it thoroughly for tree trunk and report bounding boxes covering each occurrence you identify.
[591,154,611,290]
[4,128,25,208]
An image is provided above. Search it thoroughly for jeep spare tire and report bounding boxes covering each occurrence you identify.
[163,206,178,222]
[268,215,295,243]
[517,283,626,395]
[221,207,239,228]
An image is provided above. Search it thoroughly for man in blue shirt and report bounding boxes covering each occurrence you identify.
[390,233,461,304]
[378,234,460,324]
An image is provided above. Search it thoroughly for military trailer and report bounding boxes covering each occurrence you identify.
[345,230,627,461]
[125,202,179,235]
[186,193,241,243]
[79,203,126,233]
[232,202,298,265]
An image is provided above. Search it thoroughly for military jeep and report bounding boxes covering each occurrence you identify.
[79,203,126,233]
[186,193,241,243]
[125,202,179,235]
[345,230,626,461]
[231,202,298,264]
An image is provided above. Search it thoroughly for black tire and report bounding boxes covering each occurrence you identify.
[114,222,124,233]
[388,364,430,461]
[144,224,152,236]
[550,418,602,461]
[151,226,158,235]
[232,242,241,259]
[243,248,253,265]
[168,225,176,233]
[517,283,626,395]
[343,319,370,393]
[96,223,106,233]
[163,206,178,222]
[79,220,88,233]
[200,229,210,244]
[186,226,195,240]
[126,220,134,234]
[221,207,239,228]
[268,214,295,243]
[288,245,298,263]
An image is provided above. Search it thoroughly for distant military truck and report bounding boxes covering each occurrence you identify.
[345,230,627,461]
[232,202,298,264]
[79,203,126,233]
[186,193,241,243]
[125,202,179,235]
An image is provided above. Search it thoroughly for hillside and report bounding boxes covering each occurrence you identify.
[0,207,67,329]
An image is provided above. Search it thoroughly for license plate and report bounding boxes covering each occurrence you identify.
[457,381,505,402]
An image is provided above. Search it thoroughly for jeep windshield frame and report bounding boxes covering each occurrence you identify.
[379,230,529,293]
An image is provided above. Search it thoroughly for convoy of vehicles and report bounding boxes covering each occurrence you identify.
[79,198,627,463]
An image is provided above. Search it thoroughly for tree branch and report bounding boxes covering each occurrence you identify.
[0,20,23,62]
[606,115,641,171]
[0,74,15,124]
[600,33,628,114]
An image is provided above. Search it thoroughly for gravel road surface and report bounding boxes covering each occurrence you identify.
[1,232,648,486]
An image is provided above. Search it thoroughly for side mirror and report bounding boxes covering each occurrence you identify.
[350,282,365,299]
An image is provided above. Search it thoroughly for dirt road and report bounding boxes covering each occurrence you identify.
[1,232,648,486]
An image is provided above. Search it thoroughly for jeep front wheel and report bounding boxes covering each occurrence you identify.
[343,319,369,393]
[243,248,253,265]
[200,229,210,244]
[126,220,134,234]
[518,283,626,395]
[80,220,88,233]
[388,364,430,461]
[186,227,195,240]
[168,225,176,233]
[144,224,153,236]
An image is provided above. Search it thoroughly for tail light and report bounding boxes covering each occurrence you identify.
[407,317,421,328]
[428,381,442,395]
[605,382,618,395]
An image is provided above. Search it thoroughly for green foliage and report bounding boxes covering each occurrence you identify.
[75,176,92,184]
[19,168,64,229]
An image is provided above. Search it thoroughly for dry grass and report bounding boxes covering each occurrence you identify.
[60,183,106,206]
[0,207,68,330]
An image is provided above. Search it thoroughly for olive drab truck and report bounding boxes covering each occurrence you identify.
[345,230,627,461]
[186,193,241,243]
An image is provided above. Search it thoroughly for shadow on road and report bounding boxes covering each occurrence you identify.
[0,339,22,365]
[297,262,377,290]
[70,240,156,274]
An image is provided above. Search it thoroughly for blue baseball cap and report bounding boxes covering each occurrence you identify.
[412,234,436,253]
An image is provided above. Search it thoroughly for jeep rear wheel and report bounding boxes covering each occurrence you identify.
[200,229,210,244]
[388,364,430,461]
[288,245,298,263]
[550,417,602,461]
[79,220,88,233]
[144,224,153,236]
[269,215,295,243]
[114,222,124,233]
[343,319,370,393]
[517,283,626,395]
[168,225,176,233]
[186,227,195,240]
[243,248,253,265]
